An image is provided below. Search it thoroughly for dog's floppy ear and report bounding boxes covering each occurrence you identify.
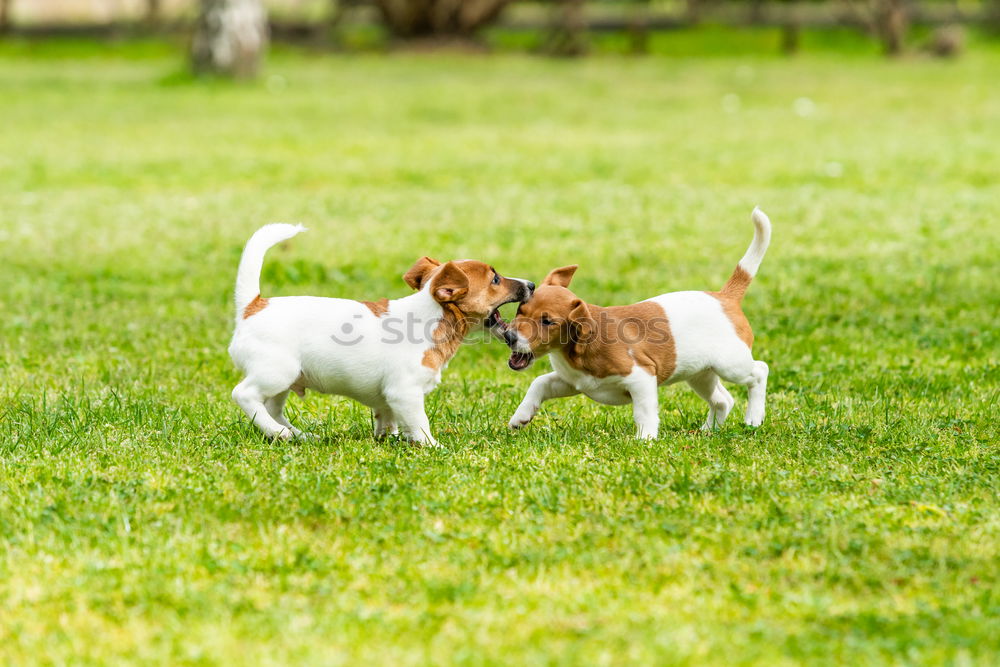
[567,299,595,350]
[541,265,578,288]
[403,256,441,290]
[431,261,469,303]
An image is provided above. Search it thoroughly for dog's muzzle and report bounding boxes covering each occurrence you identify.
[485,278,535,344]
[518,280,536,302]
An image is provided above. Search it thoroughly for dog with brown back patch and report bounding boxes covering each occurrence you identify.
[505,208,772,439]
[228,224,534,446]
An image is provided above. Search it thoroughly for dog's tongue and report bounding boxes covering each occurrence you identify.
[508,352,532,371]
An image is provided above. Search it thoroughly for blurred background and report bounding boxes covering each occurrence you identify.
[3,0,996,64]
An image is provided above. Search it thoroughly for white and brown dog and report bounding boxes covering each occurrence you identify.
[504,208,771,439]
[228,224,534,445]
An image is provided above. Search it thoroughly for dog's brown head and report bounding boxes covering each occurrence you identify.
[505,265,593,371]
[403,256,535,331]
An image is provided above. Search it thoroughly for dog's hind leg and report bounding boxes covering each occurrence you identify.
[233,379,292,439]
[232,359,302,439]
[687,371,735,430]
[743,360,769,426]
[265,390,304,438]
[715,358,769,427]
[373,405,398,438]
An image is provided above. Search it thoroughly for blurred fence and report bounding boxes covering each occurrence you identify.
[2,1,998,57]
[4,1,996,27]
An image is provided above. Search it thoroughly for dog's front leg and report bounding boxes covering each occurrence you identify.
[386,389,438,447]
[509,372,579,429]
[625,371,660,440]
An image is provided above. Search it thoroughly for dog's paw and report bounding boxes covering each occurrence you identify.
[508,405,537,430]
[404,433,441,449]
[508,414,532,430]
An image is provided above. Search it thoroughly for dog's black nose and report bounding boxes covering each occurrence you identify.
[526,281,536,292]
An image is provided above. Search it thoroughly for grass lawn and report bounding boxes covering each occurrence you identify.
[1,36,998,665]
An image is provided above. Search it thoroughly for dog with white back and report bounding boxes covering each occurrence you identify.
[228,224,534,446]
[503,208,772,439]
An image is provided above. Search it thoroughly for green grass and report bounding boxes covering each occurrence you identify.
[1,37,999,665]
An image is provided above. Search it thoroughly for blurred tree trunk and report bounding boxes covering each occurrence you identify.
[373,0,512,41]
[191,0,268,78]
[780,3,801,55]
[327,0,346,43]
[685,0,703,24]
[627,0,650,55]
[327,0,368,47]
[873,0,907,55]
[781,21,800,55]
[0,0,12,34]
[145,0,162,29]
[988,0,1000,34]
[545,0,586,56]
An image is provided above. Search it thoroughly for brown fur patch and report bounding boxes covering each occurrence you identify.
[513,287,677,382]
[419,260,527,370]
[403,256,441,290]
[243,294,269,319]
[421,303,471,371]
[541,265,578,288]
[709,293,754,348]
[708,266,754,348]
[569,301,677,382]
[720,265,752,302]
[361,298,389,317]
[447,260,525,320]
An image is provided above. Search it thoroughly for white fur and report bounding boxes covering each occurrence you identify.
[229,225,530,446]
[740,207,771,277]
[509,208,772,438]
[234,223,306,322]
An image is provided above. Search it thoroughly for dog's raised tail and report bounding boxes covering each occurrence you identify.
[234,223,307,321]
[720,207,771,302]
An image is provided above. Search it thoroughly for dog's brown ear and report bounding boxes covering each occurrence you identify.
[431,261,469,303]
[567,299,595,351]
[403,256,441,290]
[541,265,578,288]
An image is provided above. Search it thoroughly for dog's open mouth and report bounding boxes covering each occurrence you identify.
[508,351,533,371]
[486,308,533,369]
[485,306,520,347]
[485,308,507,331]
[485,295,534,370]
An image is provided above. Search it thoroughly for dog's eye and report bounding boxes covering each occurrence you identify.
[492,273,500,285]
[541,317,554,326]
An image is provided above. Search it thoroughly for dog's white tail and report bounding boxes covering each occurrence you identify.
[234,223,307,320]
[720,207,771,302]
